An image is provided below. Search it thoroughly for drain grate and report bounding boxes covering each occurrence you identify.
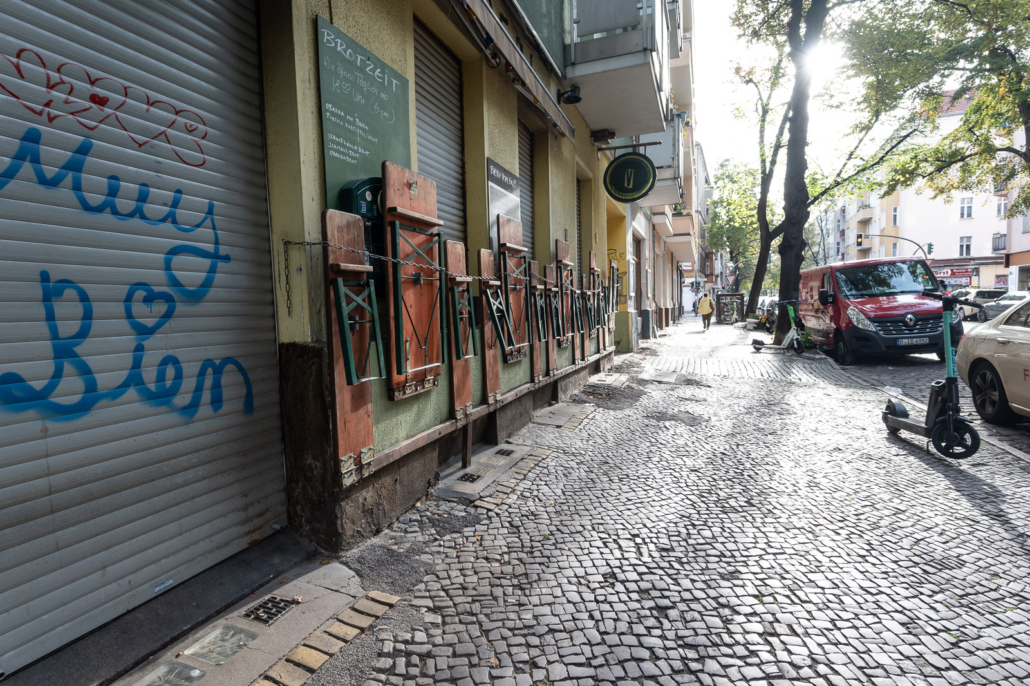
[495,448,515,456]
[242,595,297,626]
[458,473,482,483]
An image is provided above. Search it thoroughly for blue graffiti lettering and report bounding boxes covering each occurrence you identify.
[0,127,230,301]
[0,128,254,421]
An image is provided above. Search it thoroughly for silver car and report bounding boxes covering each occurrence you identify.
[977,291,1029,322]
[951,287,1007,319]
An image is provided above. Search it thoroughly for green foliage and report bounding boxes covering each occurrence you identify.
[707,161,782,293]
[849,0,1030,216]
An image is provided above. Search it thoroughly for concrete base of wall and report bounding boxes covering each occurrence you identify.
[281,342,613,555]
[615,311,638,352]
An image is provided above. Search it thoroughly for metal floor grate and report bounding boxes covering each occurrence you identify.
[242,595,297,626]
[457,473,482,483]
[495,448,515,456]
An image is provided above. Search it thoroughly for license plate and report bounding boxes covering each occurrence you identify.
[896,337,929,346]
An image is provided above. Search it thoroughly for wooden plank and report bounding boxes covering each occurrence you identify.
[544,264,558,374]
[446,240,473,424]
[387,206,445,226]
[382,162,444,401]
[479,249,501,404]
[322,209,374,485]
[530,260,544,382]
[498,216,528,363]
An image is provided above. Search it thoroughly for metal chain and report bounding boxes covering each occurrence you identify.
[283,243,292,316]
[282,239,559,286]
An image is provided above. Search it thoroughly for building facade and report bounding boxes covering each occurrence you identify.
[0,0,693,675]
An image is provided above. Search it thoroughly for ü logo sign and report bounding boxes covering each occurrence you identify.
[603,151,656,203]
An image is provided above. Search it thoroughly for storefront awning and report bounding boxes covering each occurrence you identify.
[454,0,576,141]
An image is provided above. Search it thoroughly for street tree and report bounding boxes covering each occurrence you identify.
[706,161,763,293]
[737,42,791,315]
[849,0,1030,215]
[734,0,933,341]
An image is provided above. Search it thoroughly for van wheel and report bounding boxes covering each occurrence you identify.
[977,308,987,323]
[970,362,1020,425]
[834,335,854,366]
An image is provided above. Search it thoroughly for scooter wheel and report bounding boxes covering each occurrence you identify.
[792,338,805,356]
[882,402,901,435]
[930,422,980,459]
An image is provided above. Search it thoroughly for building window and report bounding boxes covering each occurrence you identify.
[892,206,899,226]
[1024,215,1030,234]
[998,197,1009,217]
[836,241,841,255]
[960,197,973,219]
[892,242,898,257]
[959,235,972,257]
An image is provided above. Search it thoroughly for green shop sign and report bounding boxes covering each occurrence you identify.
[317,16,410,209]
[603,152,656,203]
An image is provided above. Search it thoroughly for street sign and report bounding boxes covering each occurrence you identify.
[603,152,657,203]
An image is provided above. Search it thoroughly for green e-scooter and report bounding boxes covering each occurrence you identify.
[881,292,982,458]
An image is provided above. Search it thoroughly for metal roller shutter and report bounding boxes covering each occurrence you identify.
[518,122,534,255]
[0,0,284,674]
[575,179,583,273]
[414,21,466,245]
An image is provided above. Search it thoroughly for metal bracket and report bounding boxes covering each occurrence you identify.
[332,278,386,385]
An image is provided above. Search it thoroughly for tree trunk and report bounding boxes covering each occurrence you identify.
[775,0,829,343]
[746,237,771,316]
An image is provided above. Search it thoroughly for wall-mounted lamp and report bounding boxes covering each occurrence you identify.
[557,85,581,104]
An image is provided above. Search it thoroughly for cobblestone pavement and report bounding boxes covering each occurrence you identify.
[317,317,1030,686]
[842,321,1030,454]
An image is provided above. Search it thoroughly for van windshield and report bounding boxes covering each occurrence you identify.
[835,261,940,299]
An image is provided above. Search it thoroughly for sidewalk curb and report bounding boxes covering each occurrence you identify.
[841,366,1030,466]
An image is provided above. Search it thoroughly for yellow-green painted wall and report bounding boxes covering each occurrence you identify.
[262,0,613,452]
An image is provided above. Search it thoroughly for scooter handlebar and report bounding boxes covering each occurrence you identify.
[923,291,983,309]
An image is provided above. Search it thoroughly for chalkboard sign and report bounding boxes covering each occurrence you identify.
[317,16,410,209]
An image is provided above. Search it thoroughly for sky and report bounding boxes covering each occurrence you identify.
[691,2,856,183]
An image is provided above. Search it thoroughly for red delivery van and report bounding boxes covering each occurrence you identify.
[798,257,963,365]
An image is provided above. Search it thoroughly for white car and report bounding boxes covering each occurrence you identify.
[957,297,1030,424]
[950,287,1007,320]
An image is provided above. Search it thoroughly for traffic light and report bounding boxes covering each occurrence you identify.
[927,243,934,255]
[856,233,864,247]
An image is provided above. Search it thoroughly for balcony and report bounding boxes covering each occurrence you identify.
[667,211,693,264]
[564,0,677,137]
[628,113,686,207]
[993,233,1007,252]
[995,181,1010,197]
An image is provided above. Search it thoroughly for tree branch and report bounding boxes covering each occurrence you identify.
[808,127,919,207]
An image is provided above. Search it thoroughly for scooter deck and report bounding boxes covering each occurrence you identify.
[884,415,931,438]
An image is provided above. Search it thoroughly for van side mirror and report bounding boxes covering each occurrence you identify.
[818,289,834,306]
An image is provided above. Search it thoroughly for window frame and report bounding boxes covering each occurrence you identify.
[892,206,899,226]
[959,235,972,257]
[960,197,973,219]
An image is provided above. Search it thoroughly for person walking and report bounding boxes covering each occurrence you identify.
[698,292,714,331]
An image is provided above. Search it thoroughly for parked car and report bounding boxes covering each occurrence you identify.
[957,298,1030,424]
[977,291,1030,322]
[950,288,1007,319]
[798,257,963,365]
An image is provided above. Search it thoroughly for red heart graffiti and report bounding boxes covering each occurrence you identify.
[54,62,128,130]
[166,108,208,167]
[0,48,74,118]
[116,85,177,147]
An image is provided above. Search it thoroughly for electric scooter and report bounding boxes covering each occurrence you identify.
[881,293,981,458]
[752,300,806,355]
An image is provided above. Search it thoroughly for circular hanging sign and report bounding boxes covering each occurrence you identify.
[603,152,657,203]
